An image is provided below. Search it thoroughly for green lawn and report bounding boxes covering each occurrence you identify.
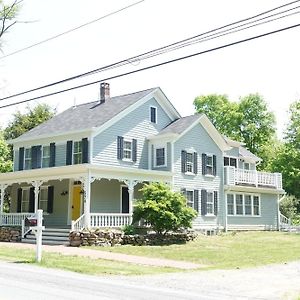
[0,246,178,276]
[87,231,300,269]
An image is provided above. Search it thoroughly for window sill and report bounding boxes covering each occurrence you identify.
[121,158,133,163]
[184,172,195,176]
[228,215,261,217]
[204,214,217,217]
[204,174,215,178]
[154,164,167,168]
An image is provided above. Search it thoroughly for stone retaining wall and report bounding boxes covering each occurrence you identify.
[0,226,21,242]
[69,229,197,247]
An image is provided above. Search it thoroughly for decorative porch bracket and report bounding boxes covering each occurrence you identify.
[79,174,96,228]
[31,180,44,214]
[123,179,140,223]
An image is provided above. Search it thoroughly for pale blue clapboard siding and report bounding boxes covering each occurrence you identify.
[151,142,171,171]
[224,147,239,157]
[173,123,224,228]
[92,97,172,169]
[91,179,145,213]
[55,144,66,167]
[227,193,278,229]
[13,150,19,172]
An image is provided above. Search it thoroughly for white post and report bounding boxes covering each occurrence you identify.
[124,180,138,224]
[0,184,8,213]
[31,180,43,213]
[36,209,43,262]
[82,173,94,228]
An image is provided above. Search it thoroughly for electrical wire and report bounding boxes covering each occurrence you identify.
[0,0,145,60]
[0,0,299,102]
[1,22,299,110]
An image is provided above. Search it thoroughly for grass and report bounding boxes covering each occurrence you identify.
[0,246,178,276]
[87,231,300,270]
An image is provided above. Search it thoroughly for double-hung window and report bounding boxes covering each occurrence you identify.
[186,190,194,208]
[253,196,260,215]
[227,194,234,215]
[123,140,132,160]
[39,187,48,211]
[186,152,194,173]
[224,157,237,168]
[206,191,214,215]
[155,147,166,167]
[150,106,157,123]
[236,194,244,215]
[73,141,82,164]
[182,151,197,174]
[244,195,252,215]
[21,189,30,212]
[24,148,31,170]
[202,153,216,176]
[226,193,260,216]
[206,155,213,175]
[42,145,50,168]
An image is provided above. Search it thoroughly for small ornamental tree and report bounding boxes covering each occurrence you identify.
[132,182,197,236]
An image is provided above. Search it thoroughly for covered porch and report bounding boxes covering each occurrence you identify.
[0,164,172,233]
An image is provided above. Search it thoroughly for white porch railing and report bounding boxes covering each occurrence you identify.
[90,213,132,228]
[0,213,33,226]
[71,214,85,231]
[280,213,291,228]
[224,167,282,189]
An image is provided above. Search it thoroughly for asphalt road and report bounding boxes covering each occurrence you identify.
[0,260,300,300]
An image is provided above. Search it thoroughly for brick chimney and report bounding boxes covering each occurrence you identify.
[100,82,110,103]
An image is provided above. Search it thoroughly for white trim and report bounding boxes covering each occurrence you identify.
[185,189,194,208]
[122,139,133,161]
[149,105,158,124]
[67,179,72,225]
[120,184,128,213]
[205,191,215,216]
[153,144,167,168]
[41,145,50,168]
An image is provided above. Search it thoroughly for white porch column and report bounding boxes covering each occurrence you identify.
[31,180,43,213]
[81,172,95,228]
[124,180,139,223]
[0,184,8,214]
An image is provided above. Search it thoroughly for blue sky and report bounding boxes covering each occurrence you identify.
[1,0,299,139]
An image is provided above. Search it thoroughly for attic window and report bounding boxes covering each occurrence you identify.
[150,106,157,123]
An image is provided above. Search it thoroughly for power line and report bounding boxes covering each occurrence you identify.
[1,0,299,102]
[0,0,145,60]
[1,22,299,110]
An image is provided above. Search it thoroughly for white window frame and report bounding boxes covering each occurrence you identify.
[226,193,261,217]
[244,194,252,215]
[206,191,214,216]
[227,194,234,215]
[24,148,31,170]
[42,145,50,168]
[73,140,82,164]
[123,139,133,161]
[224,156,237,168]
[150,106,157,124]
[154,145,166,167]
[39,186,49,211]
[185,152,194,174]
[243,162,250,170]
[206,154,214,176]
[186,190,194,208]
[21,188,30,213]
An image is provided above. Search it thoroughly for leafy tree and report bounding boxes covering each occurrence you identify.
[4,103,56,140]
[194,93,276,169]
[0,130,12,173]
[132,182,197,236]
[280,195,300,219]
[0,0,19,43]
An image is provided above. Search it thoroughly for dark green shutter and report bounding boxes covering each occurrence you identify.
[181,150,187,173]
[32,146,42,169]
[82,138,89,163]
[193,152,198,174]
[19,147,24,171]
[47,186,54,214]
[194,189,199,212]
[213,155,217,176]
[66,140,73,165]
[50,143,56,167]
[132,139,137,162]
[202,153,207,175]
[17,188,22,212]
[214,191,218,216]
[29,187,35,213]
[117,136,124,159]
[36,146,42,168]
[201,189,207,216]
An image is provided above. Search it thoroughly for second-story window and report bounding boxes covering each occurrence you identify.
[24,148,31,170]
[155,147,166,167]
[186,152,194,173]
[117,136,137,162]
[181,151,197,174]
[123,140,132,160]
[42,145,50,168]
[224,157,237,168]
[150,106,157,123]
[73,141,82,164]
[202,153,216,176]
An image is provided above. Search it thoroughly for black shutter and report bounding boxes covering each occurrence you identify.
[201,189,207,216]
[66,140,73,165]
[202,153,207,175]
[31,146,36,169]
[36,146,42,168]
[82,138,89,163]
[17,188,22,212]
[47,186,54,214]
[19,147,24,171]
[194,189,199,212]
[50,143,56,167]
[117,136,124,160]
[213,155,217,176]
[193,152,198,174]
[132,139,137,162]
[181,150,187,173]
[214,191,218,216]
[29,187,35,213]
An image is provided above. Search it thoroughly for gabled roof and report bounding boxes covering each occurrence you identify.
[239,146,261,162]
[10,87,180,143]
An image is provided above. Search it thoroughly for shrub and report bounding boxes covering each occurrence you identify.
[132,182,197,236]
[122,224,136,235]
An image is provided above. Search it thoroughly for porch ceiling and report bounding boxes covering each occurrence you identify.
[224,184,285,195]
[0,164,173,185]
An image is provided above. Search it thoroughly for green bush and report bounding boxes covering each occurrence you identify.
[132,182,197,236]
[122,224,136,235]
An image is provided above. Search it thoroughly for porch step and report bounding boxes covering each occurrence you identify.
[22,228,70,245]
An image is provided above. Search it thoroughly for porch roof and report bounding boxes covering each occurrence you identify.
[0,164,173,185]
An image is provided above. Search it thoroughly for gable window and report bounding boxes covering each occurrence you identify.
[42,145,50,168]
[117,136,137,162]
[186,152,194,173]
[150,106,157,123]
[224,157,237,168]
[21,189,30,212]
[202,153,216,176]
[226,193,260,216]
[24,148,31,170]
[181,151,197,174]
[155,147,166,167]
[227,194,234,215]
[73,141,82,164]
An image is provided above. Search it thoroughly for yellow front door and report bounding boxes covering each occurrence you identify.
[72,186,81,220]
